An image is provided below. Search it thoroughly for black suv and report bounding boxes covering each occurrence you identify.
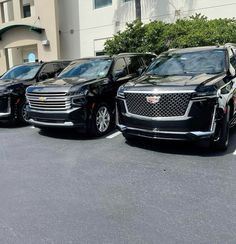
[26,53,156,136]
[116,45,236,150]
[0,61,70,124]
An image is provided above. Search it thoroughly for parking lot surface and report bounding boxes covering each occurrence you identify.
[0,124,236,244]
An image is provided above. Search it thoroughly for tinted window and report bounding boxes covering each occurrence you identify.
[113,58,128,75]
[1,64,41,80]
[53,64,62,72]
[125,56,142,74]
[23,4,31,18]
[94,0,112,9]
[142,55,156,66]
[41,64,55,73]
[147,50,225,76]
[40,63,60,79]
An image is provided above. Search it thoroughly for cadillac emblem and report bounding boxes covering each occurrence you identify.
[146,95,161,104]
[39,97,47,102]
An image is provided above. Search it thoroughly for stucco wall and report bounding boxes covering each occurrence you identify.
[0,0,60,74]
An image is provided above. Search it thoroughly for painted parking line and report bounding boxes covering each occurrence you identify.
[106,131,122,139]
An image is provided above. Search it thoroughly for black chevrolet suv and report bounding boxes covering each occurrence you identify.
[26,53,156,136]
[116,45,236,150]
[0,61,70,124]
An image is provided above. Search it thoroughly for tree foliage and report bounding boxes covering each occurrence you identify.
[104,14,236,55]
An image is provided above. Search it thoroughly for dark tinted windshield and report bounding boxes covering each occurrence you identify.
[1,64,41,80]
[58,58,112,79]
[146,50,225,76]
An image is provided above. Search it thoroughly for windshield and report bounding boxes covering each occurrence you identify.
[58,59,112,79]
[146,50,225,76]
[1,64,41,80]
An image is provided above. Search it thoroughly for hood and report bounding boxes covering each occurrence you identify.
[124,73,225,90]
[26,77,104,94]
[37,77,90,87]
[0,79,24,89]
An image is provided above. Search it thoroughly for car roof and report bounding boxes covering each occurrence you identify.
[114,53,156,57]
[166,46,226,55]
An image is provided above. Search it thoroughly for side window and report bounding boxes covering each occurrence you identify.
[230,55,236,70]
[41,63,55,74]
[39,63,57,81]
[142,55,156,66]
[54,63,62,72]
[125,56,142,74]
[113,58,128,78]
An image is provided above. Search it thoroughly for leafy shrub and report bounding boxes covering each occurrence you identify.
[104,14,236,55]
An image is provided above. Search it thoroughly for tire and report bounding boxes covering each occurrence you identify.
[17,100,29,124]
[213,105,230,151]
[89,103,112,136]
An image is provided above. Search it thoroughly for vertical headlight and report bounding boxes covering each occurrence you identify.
[117,85,125,99]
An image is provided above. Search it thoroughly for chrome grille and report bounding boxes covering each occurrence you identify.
[26,92,71,111]
[125,92,192,117]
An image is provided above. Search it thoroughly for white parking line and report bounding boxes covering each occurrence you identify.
[106,131,122,139]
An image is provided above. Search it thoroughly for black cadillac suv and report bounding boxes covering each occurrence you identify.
[0,61,70,124]
[26,53,156,136]
[116,45,236,150]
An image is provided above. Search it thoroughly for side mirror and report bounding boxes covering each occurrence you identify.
[114,69,127,80]
[137,67,146,76]
[39,73,49,81]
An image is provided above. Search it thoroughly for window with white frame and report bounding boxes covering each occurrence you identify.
[94,0,112,9]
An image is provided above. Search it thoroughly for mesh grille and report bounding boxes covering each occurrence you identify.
[125,92,192,117]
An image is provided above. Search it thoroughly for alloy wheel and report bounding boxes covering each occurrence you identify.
[96,106,111,133]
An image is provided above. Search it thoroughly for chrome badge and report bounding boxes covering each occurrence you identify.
[146,95,161,104]
[38,97,47,102]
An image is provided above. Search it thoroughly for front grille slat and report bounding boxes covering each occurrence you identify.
[26,91,71,111]
[125,92,192,117]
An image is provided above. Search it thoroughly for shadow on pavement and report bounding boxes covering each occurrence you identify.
[0,121,28,129]
[37,127,113,141]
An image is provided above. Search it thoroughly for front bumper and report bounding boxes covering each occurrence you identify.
[117,123,216,141]
[0,96,12,118]
[116,96,217,141]
[26,106,87,130]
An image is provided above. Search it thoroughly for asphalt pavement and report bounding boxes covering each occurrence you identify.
[0,123,236,244]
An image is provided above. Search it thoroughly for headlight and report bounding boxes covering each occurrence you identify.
[193,86,218,99]
[0,89,12,95]
[71,96,87,106]
[117,85,125,99]
[70,88,88,106]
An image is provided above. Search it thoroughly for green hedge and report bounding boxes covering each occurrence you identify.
[104,14,236,55]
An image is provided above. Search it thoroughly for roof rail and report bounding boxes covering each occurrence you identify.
[224,43,236,47]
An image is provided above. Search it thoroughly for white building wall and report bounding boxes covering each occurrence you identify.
[58,0,236,59]
[58,0,80,59]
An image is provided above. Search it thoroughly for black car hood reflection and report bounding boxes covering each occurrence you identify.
[125,73,225,88]
[38,77,97,87]
[0,79,25,88]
